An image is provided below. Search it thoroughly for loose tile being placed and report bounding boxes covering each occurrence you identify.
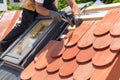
[51,40,66,58]
[34,40,58,62]
[35,40,60,70]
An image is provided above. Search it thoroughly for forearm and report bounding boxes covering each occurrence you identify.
[66,0,80,15]
[54,0,58,8]
[35,2,50,16]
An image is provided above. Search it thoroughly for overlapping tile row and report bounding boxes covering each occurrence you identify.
[20,9,120,80]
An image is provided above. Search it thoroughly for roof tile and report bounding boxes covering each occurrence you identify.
[20,61,36,80]
[93,33,113,50]
[110,37,120,51]
[31,69,48,80]
[76,46,96,63]
[35,41,58,70]
[63,31,73,46]
[45,72,73,80]
[73,62,95,80]
[110,16,120,36]
[93,9,120,36]
[59,59,79,77]
[34,40,58,62]
[65,20,95,47]
[20,9,120,80]
[92,48,118,66]
[62,45,80,60]
[51,40,66,58]
[46,57,64,73]
[90,54,120,80]
[77,20,99,48]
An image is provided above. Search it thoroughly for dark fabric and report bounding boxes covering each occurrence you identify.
[44,0,55,4]
[43,0,57,11]
[0,0,57,51]
[43,3,57,11]
[1,8,38,50]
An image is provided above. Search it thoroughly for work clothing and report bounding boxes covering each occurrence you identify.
[20,0,35,11]
[0,0,57,53]
[0,8,38,51]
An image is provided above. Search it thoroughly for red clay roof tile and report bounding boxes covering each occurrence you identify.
[63,31,73,46]
[73,62,95,80]
[93,9,120,36]
[92,48,118,66]
[35,46,53,69]
[20,9,120,80]
[93,33,113,50]
[34,40,57,62]
[110,17,120,36]
[77,21,98,48]
[110,37,120,51]
[31,69,48,80]
[65,20,95,47]
[45,72,73,80]
[76,46,96,63]
[46,57,64,73]
[90,54,120,80]
[62,45,80,60]
[20,61,36,80]
[45,72,60,80]
[51,40,66,58]
[59,59,79,77]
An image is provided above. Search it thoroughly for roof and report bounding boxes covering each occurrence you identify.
[0,10,21,40]
[0,62,21,80]
[0,10,21,80]
[20,8,120,80]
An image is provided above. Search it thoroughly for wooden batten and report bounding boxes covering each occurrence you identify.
[85,3,120,12]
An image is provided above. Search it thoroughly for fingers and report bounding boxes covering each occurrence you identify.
[49,10,62,22]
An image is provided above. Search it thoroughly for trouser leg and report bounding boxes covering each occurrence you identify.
[0,8,38,51]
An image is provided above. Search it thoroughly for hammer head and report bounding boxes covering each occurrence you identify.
[61,15,74,27]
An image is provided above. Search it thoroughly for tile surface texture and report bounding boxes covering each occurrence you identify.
[20,9,120,80]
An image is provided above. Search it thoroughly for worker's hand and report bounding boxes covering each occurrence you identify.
[49,10,62,22]
[73,14,83,27]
